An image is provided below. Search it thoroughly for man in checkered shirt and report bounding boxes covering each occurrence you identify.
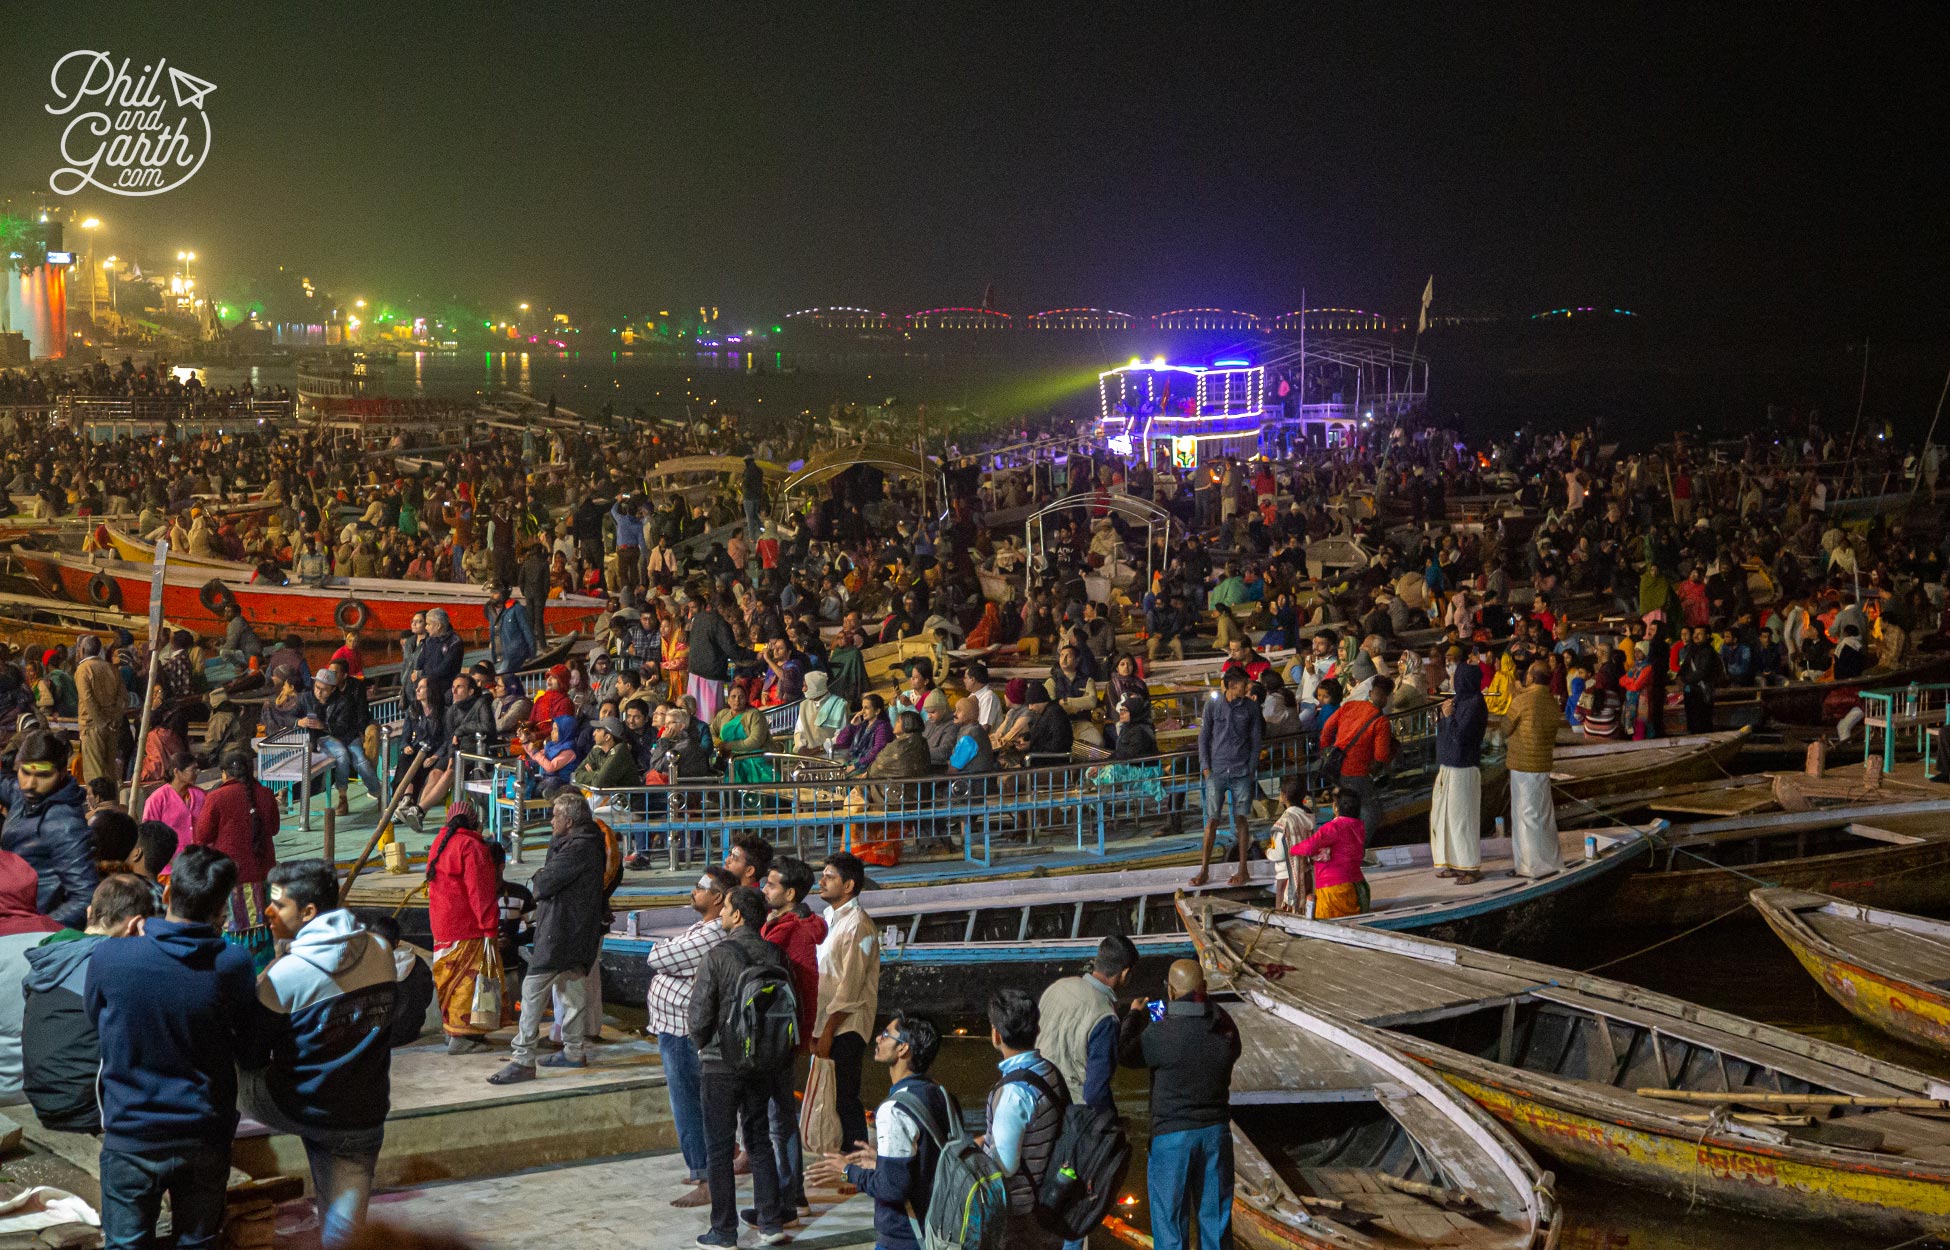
[648,865,736,1208]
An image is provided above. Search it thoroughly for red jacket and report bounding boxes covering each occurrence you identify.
[426,822,500,947]
[762,907,828,1050]
[191,779,279,884]
[1318,700,1396,779]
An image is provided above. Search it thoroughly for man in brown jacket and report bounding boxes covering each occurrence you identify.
[1500,661,1563,878]
[73,637,127,785]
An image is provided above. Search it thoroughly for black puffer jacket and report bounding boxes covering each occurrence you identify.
[0,776,94,927]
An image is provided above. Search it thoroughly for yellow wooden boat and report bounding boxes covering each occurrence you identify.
[1752,888,1950,1056]
[1186,895,1950,1238]
[103,526,247,573]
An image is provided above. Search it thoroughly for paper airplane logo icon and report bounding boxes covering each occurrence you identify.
[167,66,216,110]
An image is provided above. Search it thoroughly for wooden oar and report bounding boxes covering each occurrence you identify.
[1637,1088,1950,1110]
[337,753,430,905]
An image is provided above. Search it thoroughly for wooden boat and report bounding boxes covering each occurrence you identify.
[1187,895,1950,1236]
[1545,729,1749,804]
[102,526,247,573]
[10,548,605,643]
[1752,889,1950,1056]
[1591,801,1950,929]
[1123,988,1557,1250]
[594,824,1653,1012]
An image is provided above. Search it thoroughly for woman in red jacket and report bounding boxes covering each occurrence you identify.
[425,804,503,1055]
[190,747,280,971]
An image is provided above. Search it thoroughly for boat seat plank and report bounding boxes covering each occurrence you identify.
[1210,918,1527,1020]
[1230,1001,1380,1096]
[1533,986,1912,1100]
[1799,909,1950,984]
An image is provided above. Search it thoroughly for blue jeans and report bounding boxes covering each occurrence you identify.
[100,1141,231,1250]
[659,1031,707,1181]
[320,736,382,800]
[1148,1123,1233,1250]
[241,1068,385,1250]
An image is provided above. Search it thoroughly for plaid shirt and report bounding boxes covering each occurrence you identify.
[646,915,725,1036]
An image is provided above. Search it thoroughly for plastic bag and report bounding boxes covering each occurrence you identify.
[470,937,504,1029]
[800,1054,842,1156]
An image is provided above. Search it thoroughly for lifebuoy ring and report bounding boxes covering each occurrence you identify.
[198,579,239,615]
[335,598,372,631]
[87,571,121,609]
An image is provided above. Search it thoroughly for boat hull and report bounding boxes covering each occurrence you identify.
[15,549,602,643]
[1754,894,1950,1056]
[1429,1066,1950,1235]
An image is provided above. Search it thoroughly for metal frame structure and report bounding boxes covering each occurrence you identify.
[1020,490,1180,602]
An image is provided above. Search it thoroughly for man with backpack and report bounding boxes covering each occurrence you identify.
[1118,959,1241,1250]
[688,886,796,1247]
[1317,674,1396,840]
[984,988,1069,1250]
[807,1012,953,1250]
[1036,935,1137,1250]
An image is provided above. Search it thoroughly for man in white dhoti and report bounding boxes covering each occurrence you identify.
[1501,660,1563,879]
[1431,662,1488,884]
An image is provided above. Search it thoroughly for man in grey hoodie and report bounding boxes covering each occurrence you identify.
[21,874,157,1133]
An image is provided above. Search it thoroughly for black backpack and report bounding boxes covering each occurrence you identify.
[1036,1102,1132,1240]
[718,945,799,1075]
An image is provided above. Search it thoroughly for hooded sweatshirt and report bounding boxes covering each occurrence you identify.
[21,930,108,1131]
[85,917,259,1151]
[251,909,397,1132]
[0,852,61,1108]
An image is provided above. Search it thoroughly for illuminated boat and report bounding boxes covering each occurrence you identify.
[10,547,604,643]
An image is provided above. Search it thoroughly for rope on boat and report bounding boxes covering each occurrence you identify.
[1581,901,1752,974]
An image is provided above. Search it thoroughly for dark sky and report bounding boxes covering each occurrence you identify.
[5,4,1946,334]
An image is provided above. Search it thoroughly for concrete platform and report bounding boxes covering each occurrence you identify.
[364,1153,877,1250]
[234,1028,675,1190]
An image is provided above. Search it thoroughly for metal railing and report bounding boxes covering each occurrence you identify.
[555,700,1443,872]
[1860,683,1950,776]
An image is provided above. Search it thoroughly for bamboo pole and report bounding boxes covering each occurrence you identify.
[336,753,430,905]
[1637,1088,1950,1110]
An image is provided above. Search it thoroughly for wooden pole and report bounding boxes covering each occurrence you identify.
[1636,1088,1949,1110]
[123,540,171,813]
[336,753,430,905]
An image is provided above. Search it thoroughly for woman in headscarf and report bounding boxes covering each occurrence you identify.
[963,601,1003,650]
[657,602,689,704]
[1430,662,1488,885]
[424,803,503,1054]
[791,670,849,755]
[520,714,580,797]
[493,671,533,737]
[825,629,868,708]
[1089,694,1163,802]
[1620,620,1669,739]
[711,683,775,784]
[259,665,306,739]
[1578,663,1625,740]
[1483,651,1517,718]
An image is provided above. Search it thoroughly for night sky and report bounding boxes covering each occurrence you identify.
[4,5,1946,335]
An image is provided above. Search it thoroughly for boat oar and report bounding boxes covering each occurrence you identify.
[1637,1089,1950,1111]
[1376,1173,1485,1214]
[337,753,431,906]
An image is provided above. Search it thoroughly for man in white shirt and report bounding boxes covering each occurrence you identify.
[813,853,880,1153]
[964,661,1004,731]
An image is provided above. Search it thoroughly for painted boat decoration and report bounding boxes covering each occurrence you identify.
[1592,802,1950,929]
[1752,888,1950,1056]
[1187,895,1950,1237]
[1105,987,1557,1250]
[10,547,605,643]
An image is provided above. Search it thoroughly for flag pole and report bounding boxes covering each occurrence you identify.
[1910,363,1950,504]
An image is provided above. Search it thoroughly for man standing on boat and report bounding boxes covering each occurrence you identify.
[686,593,740,722]
[1431,663,1487,885]
[1191,667,1262,888]
[73,636,127,787]
[1502,662,1563,878]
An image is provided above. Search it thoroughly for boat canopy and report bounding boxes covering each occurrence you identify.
[780,442,939,495]
[645,455,787,484]
[1022,490,1180,600]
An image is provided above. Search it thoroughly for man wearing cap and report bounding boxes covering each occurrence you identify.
[296,669,382,816]
[574,718,639,791]
[1119,959,1240,1250]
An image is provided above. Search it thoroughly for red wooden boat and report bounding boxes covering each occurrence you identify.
[10,548,605,643]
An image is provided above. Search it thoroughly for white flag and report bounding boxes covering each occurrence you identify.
[1418,275,1434,334]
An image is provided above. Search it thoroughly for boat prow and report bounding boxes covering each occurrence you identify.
[1753,887,1950,1056]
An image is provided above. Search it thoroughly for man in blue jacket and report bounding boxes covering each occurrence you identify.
[0,731,97,928]
[239,858,398,1249]
[85,846,259,1250]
